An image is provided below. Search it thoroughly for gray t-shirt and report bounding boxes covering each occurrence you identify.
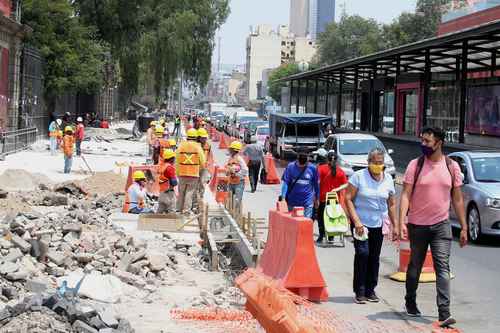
[243,143,264,162]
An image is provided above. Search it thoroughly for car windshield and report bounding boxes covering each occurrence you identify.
[471,157,500,182]
[256,127,269,135]
[239,116,259,123]
[338,139,385,155]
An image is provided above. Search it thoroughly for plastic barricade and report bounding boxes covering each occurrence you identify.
[219,133,229,149]
[390,238,437,283]
[258,203,329,302]
[263,153,280,184]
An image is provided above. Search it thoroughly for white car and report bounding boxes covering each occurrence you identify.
[326,133,396,177]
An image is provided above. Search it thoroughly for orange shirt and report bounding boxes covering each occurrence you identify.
[61,135,74,156]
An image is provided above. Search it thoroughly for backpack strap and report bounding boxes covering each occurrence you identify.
[410,156,425,199]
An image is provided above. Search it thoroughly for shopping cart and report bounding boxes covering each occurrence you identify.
[323,188,349,247]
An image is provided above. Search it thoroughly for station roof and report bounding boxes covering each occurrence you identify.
[282,20,500,84]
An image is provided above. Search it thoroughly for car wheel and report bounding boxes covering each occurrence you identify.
[467,204,482,243]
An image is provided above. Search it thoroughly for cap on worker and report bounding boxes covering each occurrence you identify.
[56,119,62,126]
[187,128,198,138]
[313,148,328,158]
[64,126,74,133]
[197,128,209,138]
[155,125,165,134]
[77,117,83,122]
[168,138,177,147]
[229,141,242,151]
[163,149,176,160]
[132,170,146,181]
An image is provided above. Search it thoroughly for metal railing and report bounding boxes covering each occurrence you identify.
[0,127,38,155]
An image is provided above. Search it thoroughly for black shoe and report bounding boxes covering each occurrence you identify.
[439,316,457,327]
[354,295,366,304]
[365,293,380,303]
[315,237,324,245]
[405,303,422,317]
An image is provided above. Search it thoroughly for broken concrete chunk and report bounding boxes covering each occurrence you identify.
[148,254,167,272]
[2,247,22,262]
[131,250,146,263]
[47,250,65,266]
[10,234,32,253]
[72,320,99,333]
[0,261,19,275]
[75,253,93,264]
[98,308,119,328]
[42,193,69,206]
[0,237,13,249]
[6,269,28,281]
[0,189,8,198]
[113,269,146,288]
[63,223,82,234]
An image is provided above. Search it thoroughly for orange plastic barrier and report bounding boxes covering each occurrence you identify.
[219,133,229,149]
[431,322,462,333]
[390,237,436,283]
[263,153,281,184]
[209,165,229,203]
[258,203,329,302]
[235,269,322,333]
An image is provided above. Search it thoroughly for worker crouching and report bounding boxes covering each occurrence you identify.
[226,141,248,211]
[157,149,178,214]
[127,171,154,214]
[176,129,205,215]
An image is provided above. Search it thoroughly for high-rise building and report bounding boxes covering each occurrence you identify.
[290,0,309,37]
[309,0,335,40]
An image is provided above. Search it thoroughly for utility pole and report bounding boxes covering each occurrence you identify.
[178,72,183,116]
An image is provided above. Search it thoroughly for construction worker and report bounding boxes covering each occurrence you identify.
[157,149,178,214]
[127,171,154,214]
[226,141,248,210]
[61,126,75,174]
[172,115,181,137]
[196,127,211,205]
[168,138,177,151]
[152,125,165,165]
[75,117,85,156]
[49,119,62,155]
[146,121,157,157]
[176,128,206,214]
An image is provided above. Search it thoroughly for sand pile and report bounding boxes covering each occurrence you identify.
[76,171,127,195]
[0,169,53,192]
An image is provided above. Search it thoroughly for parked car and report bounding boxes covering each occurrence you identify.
[325,133,396,178]
[243,120,268,143]
[448,151,500,243]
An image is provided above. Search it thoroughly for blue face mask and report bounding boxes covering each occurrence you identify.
[421,144,435,157]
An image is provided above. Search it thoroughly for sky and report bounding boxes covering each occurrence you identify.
[217,0,418,66]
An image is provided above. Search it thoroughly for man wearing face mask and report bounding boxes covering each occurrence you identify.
[399,127,466,327]
[279,150,319,218]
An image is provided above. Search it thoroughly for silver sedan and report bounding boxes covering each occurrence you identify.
[449,151,500,243]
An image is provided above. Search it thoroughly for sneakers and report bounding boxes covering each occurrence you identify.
[354,295,366,304]
[365,293,380,303]
[315,237,324,245]
[439,316,457,328]
[405,303,422,317]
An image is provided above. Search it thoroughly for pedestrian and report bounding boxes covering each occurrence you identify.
[242,137,266,193]
[75,117,85,156]
[61,126,75,174]
[226,141,248,210]
[100,119,109,128]
[157,149,178,214]
[399,127,467,327]
[176,128,205,215]
[279,150,319,218]
[173,115,181,137]
[127,171,154,214]
[345,147,398,304]
[316,150,348,244]
[49,119,62,156]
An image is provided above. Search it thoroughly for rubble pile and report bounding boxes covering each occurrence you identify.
[0,169,52,192]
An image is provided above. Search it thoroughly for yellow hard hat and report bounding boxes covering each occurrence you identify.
[64,126,74,133]
[187,128,198,138]
[150,121,157,127]
[155,125,165,134]
[168,139,176,146]
[132,170,146,181]
[197,128,209,138]
[229,141,242,151]
[163,149,176,160]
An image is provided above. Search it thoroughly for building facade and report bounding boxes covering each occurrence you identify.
[309,0,335,41]
[290,0,309,37]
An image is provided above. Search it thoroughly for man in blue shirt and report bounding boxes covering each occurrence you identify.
[279,150,319,218]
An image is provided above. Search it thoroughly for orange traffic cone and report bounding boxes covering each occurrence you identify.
[390,238,436,283]
[218,133,228,149]
[264,153,280,184]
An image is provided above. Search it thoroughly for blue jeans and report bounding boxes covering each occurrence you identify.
[288,205,314,218]
[76,140,82,156]
[50,137,57,155]
[64,155,73,174]
[229,180,245,205]
[353,226,384,297]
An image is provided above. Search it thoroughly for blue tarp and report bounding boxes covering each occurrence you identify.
[269,113,333,125]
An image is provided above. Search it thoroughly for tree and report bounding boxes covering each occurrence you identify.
[268,63,300,103]
[21,0,107,112]
[317,14,383,65]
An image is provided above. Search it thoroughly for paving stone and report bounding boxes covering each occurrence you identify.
[10,234,32,253]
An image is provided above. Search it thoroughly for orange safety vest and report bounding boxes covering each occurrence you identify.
[177,141,201,177]
[158,139,170,157]
[159,163,173,192]
[226,155,242,185]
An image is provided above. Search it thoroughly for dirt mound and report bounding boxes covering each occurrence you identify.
[76,171,127,195]
[0,169,52,192]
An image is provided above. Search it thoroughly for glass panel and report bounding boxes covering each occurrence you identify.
[466,85,500,137]
[403,90,418,136]
[471,157,500,183]
[338,139,385,155]
[379,91,395,134]
[428,83,459,143]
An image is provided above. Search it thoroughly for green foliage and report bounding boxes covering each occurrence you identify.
[21,0,107,99]
[268,63,300,103]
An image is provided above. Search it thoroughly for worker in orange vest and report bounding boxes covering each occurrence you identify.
[127,171,154,214]
[61,126,75,174]
[157,149,178,214]
[226,141,248,209]
[176,128,205,214]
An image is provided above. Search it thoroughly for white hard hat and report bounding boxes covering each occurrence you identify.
[313,148,328,157]
[77,117,83,122]
[56,119,62,125]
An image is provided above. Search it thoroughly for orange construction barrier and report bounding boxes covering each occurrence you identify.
[390,237,436,283]
[263,153,281,184]
[209,165,229,203]
[258,203,328,302]
[219,133,229,149]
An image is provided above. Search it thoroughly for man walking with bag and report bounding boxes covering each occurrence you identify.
[399,127,467,327]
[243,137,266,192]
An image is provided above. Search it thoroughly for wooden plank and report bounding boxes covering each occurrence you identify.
[138,214,199,233]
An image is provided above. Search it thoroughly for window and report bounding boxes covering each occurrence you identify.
[428,83,460,142]
[338,139,385,155]
[471,157,500,183]
[378,91,395,134]
[256,127,269,135]
[466,85,500,137]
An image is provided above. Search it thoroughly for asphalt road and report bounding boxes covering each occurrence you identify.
[211,144,500,332]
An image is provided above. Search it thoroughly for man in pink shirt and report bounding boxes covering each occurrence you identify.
[398,127,467,328]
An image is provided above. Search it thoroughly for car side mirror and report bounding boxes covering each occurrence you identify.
[388,149,394,155]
